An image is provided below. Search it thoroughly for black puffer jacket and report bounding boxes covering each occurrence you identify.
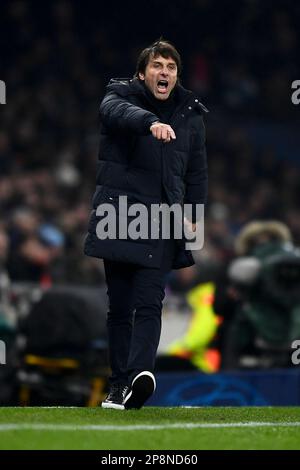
[84,78,208,269]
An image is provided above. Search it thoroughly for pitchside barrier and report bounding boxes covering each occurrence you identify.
[2,283,300,406]
[147,369,300,406]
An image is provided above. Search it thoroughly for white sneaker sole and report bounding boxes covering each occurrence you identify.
[124,371,156,410]
[101,402,125,410]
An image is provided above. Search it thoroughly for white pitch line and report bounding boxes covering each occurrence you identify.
[0,422,300,432]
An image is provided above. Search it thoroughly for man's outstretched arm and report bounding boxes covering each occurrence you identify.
[100,92,159,135]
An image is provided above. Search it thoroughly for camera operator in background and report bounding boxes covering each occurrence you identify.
[215,221,300,369]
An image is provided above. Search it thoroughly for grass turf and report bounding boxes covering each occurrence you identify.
[0,407,300,450]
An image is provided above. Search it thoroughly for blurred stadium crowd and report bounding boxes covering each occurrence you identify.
[1,0,299,290]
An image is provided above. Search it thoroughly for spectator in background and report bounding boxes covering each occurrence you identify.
[7,208,64,284]
[215,221,300,369]
[0,228,16,333]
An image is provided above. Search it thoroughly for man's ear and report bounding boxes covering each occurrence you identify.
[138,72,145,81]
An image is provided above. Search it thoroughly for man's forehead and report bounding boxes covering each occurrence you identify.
[149,54,177,66]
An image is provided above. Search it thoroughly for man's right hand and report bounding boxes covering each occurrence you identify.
[150,122,176,143]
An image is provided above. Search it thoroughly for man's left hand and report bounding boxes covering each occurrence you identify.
[184,217,197,232]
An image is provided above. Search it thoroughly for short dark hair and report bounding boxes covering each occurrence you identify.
[134,39,182,78]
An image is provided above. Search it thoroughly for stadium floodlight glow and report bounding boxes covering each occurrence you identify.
[0,80,6,104]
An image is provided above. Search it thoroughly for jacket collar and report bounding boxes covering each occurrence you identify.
[106,77,209,114]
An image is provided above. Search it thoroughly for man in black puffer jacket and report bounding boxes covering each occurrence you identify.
[84,39,208,409]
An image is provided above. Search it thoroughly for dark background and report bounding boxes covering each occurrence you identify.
[0,0,299,288]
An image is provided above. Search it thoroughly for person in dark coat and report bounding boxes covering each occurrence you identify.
[84,39,208,409]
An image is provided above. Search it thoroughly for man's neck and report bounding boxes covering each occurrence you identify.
[140,81,177,122]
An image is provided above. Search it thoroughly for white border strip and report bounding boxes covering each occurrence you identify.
[0,422,300,432]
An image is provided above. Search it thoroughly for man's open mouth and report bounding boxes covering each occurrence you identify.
[157,80,169,93]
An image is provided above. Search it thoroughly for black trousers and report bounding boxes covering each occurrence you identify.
[103,237,176,386]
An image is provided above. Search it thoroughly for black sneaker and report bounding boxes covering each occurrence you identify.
[101,384,129,410]
[124,371,156,410]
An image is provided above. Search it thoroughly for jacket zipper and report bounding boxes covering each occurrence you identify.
[169,94,193,127]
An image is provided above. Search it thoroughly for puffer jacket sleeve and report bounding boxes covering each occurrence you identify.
[184,115,208,223]
[99,92,159,135]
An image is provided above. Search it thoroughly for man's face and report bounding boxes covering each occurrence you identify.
[139,54,178,100]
